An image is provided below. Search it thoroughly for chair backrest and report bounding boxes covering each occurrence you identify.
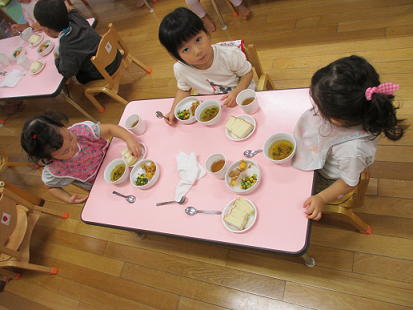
[91,23,127,86]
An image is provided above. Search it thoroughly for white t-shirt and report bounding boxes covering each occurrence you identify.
[173,44,255,94]
[22,0,38,26]
[319,136,378,186]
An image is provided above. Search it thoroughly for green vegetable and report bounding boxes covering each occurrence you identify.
[177,109,190,120]
[240,174,257,190]
[135,174,149,186]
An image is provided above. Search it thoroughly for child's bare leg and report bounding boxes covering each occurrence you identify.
[202,14,216,32]
[136,0,145,8]
[236,3,250,19]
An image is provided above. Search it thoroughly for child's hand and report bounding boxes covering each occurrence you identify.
[220,92,238,107]
[11,24,25,36]
[164,111,176,126]
[68,193,89,204]
[303,195,325,220]
[31,22,42,32]
[126,138,142,157]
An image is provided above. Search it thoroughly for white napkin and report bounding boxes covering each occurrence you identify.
[0,69,27,88]
[175,151,206,201]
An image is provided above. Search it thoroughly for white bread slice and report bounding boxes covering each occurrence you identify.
[224,213,247,230]
[30,61,42,73]
[234,198,255,216]
[225,116,236,130]
[226,116,254,139]
[229,207,248,221]
[121,147,138,166]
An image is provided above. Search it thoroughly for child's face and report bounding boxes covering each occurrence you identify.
[50,128,79,160]
[178,31,213,70]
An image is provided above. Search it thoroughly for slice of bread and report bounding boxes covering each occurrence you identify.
[224,212,248,230]
[225,116,254,139]
[121,147,138,166]
[234,198,255,216]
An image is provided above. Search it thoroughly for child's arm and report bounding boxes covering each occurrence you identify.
[45,185,89,204]
[10,23,29,35]
[99,124,142,157]
[164,89,191,126]
[220,70,254,107]
[304,178,356,220]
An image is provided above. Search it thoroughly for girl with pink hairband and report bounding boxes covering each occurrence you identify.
[292,55,407,221]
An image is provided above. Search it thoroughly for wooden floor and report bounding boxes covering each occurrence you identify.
[1,0,413,309]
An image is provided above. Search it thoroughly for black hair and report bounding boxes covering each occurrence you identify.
[21,110,69,165]
[34,0,69,32]
[310,55,408,141]
[158,7,209,64]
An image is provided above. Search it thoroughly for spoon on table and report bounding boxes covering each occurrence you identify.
[112,191,136,203]
[244,149,263,158]
[185,207,222,216]
[155,111,168,120]
[156,196,186,206]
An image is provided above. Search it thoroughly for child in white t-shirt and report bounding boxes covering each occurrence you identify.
[158,7,255,126]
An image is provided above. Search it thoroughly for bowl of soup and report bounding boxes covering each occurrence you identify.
[263,133,296,164]
[195,99,222,126]
[104,158,129,184]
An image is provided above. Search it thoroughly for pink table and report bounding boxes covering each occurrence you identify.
[82,89,316,266]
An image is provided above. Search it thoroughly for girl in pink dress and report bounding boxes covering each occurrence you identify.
[293,55,407,221]
[21,110,142,204]
[11,0,42,35]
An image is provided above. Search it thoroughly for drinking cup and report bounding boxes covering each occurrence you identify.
[125,114,146,135]
[16,54,32,70]
[0,53,10,67]
[205,153,228,179]
[236,89,259,114]
[20,27,33,41]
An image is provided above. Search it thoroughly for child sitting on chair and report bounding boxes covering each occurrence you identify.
[292,55,407,221]
[33,0,122,84]
[158,7,255,126]
[21,110,142,204]
[11,0,41,35]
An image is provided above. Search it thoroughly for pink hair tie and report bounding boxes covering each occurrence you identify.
[365,82,399,101]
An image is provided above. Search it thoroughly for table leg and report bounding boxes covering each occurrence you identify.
[142,0,154,13]
[60,91,98,123]
[302,253,315,267]
[136,232,146,239]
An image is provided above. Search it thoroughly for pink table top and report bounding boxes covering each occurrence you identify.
[0,18,96,100]
[81,89,315,255]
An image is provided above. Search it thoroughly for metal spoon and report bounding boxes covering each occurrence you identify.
[155,111,168,120]
[185,207,222,216]
[112,191,136,203]
[156,196,186,206]
[244,149,263,158]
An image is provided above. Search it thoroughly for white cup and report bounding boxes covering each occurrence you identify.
[20,27,33,41]
[16,54,32,70]
[125,114,146,135]
[236,89,259,114]
[205,153,228,179]
[0,53,11,67]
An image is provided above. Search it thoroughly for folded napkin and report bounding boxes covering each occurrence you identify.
[0,69,27,88]
[175,151,206,201]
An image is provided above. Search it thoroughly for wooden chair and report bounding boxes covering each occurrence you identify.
[83,23,152,113]
[0,182,68,284]
[323,168,371,234]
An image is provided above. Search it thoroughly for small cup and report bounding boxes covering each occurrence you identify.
[16,54,32,70]
[236,89,259,114]
[20,27,33,41]
[205,153,228,179]
[0,53,10,67]
[125,114,146,135]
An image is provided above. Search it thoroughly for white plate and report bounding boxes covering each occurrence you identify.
[30,60,46,75]
[37,39,54,57]
[30,33,44,47]
[174,96,201,124]
[122,142,146,167]
[225,114,256,141]
[225,159,260,194]
[222,198,257,233]
[130,159,160,189]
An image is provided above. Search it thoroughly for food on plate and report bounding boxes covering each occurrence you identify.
[13,48,22,58]
[200,106,219,122]
[190,101,200,115]
[121,147,139,166]
[224,198,255,230]
[30,61,43,73]
[239,159,247,171]
[240,174,257,190]
[268,140,294,160]
[141,161,156,179]
[111,164,126,182]
[135,174,149,186]
[38,43,50,53]
[177,109,190,120]
[225,116,254,139]
[228,160,247,186]
[29,34,41,45]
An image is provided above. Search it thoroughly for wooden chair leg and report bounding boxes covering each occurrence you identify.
[323,205,372,234]
[0,267,20,280]
[129,55,152,74]
[1,181,45,207]
[258,74,276,91]
[142,0,154,13]
[61,91,100,122]
[83,90,106,113]
[0,262,57,274]
[224,0,238,17]
[104,91,129,105]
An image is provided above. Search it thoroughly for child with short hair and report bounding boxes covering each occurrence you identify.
[10,0,41,35]
[293,55,407,221]
[34,0,121,84]
[21,110,142,204]
[158,7,255,126]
